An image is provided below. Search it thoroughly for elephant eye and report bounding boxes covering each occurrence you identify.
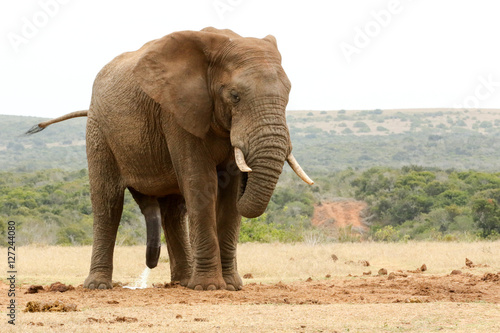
[230,90,240,103]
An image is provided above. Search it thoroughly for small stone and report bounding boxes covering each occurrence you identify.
[388,272,396,280]
[378,268,388,275]
[451,270,462,275]
[115,316,138,323]
[112,281,123,288]
[406,297,423,303]
[331,254,338,262]
[420,264,427,272]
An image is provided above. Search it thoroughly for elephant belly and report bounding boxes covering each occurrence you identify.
[109,136,179,197]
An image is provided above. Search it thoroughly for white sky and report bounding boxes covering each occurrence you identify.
[1,0,499,118]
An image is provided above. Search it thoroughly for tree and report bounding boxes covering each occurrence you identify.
[472,198,500,237]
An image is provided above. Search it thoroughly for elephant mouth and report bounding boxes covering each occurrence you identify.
[234,146,313,218]
[239,172,248,200]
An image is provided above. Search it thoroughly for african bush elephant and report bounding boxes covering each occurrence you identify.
[28,27,313,291]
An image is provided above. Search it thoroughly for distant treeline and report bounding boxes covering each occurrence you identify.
[1,167,498,246]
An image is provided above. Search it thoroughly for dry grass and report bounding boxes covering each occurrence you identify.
[8,241,499,286]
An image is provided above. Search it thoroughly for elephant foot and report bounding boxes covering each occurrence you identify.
[84,272,113,290]
[223,271,243,291]
[171,271,191,287]
[187,273,226,291]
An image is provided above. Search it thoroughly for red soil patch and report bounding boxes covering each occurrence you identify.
[312,200,367,231]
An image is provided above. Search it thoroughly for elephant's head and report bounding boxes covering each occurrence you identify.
[134,27,313,218]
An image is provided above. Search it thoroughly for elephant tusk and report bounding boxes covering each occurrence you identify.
[287,153,314,185]
[234,147,252,172]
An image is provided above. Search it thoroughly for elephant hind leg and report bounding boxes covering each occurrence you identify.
[158,195,193,286]
[129,188,162,269]
[84,121,125,289]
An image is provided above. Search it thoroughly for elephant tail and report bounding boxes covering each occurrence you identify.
[25,110,88,135]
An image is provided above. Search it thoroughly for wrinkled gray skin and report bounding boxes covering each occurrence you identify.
[29,27,308,291]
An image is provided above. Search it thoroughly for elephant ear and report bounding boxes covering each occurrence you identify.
[133,31,228,138]
[263,35,278,48]
[202,27,242,39]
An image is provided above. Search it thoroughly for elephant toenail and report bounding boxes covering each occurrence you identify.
[226,284,236,291]
[194,285,204,291]
[207,284,217,291]
[88,283,95,289]
[98,283,107,289]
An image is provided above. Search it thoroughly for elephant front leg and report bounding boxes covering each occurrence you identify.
[182,172,226,290]
[217,164,243,291]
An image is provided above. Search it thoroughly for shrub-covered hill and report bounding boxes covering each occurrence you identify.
[0,114,87,171]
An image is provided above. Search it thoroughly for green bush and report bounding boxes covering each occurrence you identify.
[239,214,303,243]
[472,197,500,237]
[352,167,500,240]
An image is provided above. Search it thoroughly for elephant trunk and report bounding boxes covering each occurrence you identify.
[236,121,289,218]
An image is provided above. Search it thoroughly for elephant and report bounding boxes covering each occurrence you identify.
[27,27,313,291]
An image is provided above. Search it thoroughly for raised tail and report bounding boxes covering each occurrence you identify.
[25,110,88,135]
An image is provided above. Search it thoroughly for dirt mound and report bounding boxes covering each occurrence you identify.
[25,285,44,294]
[312,200,367,231]
[49,282,75,292]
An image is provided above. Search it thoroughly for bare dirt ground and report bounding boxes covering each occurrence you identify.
[312,200,367,231]
[2,271,499,332]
